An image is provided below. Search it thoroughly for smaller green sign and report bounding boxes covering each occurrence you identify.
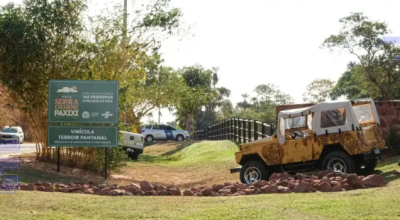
[47,126,118,147]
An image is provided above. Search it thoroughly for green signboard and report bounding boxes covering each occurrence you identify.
[48,80,119,124]
[47,126,119,147]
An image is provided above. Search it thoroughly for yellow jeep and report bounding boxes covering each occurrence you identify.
[230,99,390,184]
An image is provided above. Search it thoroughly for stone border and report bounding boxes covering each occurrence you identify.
[12,171,385,196]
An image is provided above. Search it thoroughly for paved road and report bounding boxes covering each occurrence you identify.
[0,143,36,158]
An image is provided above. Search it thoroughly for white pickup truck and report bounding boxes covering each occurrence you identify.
[118,131,144,160]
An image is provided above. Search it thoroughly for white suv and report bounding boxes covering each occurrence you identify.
[0,126,24,144]
[141,123,189,142]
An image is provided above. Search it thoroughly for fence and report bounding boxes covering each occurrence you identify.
[191,118,275,143]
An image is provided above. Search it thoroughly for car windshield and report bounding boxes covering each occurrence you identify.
[1,127,18,133]
[352,104,374,123]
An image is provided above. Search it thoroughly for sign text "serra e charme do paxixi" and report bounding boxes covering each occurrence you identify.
[48,80,119,124]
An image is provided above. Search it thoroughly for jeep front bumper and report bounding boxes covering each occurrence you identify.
[363,146,390,161]
[230,167,241,173]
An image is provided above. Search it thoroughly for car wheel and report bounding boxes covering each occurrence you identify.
[322,151,356,173]
[128,152,139,160]
[240,160,270,185]
[176,135,184,142]
[145,135,154,143]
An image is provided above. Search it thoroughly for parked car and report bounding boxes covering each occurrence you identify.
[118,130,144,160]
[230,98,390,184]
[0,126,24,144]
[141,123,189,142]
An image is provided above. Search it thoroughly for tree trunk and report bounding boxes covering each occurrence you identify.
[186,113,193,134]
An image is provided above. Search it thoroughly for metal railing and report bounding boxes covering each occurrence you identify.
[191,118,274,143]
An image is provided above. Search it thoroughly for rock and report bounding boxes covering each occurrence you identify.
[295,173,308,180]
[55,184,67,188]
[135,190,145,196]
[120,186,140,194]
[253,180,269,188]
[34,181,43,186]
[335,176,343,182]
[224,182,234,186]
[218,188,232,195]
[277,186,291,193]
[36,186,45,191]
[183,190,194,196]
[83,189,94,194]
[156,189,169,196]
[288,181,297,189]
[201,188,212,196]
[269,172,292,182]
[140,181,154,191]
[342,183,353,191]
[393,170,400,176]
[312,179,321,186]
[318,170,332,179]
[315,181,332,192]
[347,174,364,189]
[292,182,312,193]
[44,186,54,192]
[43,182,52,187]
[212,184,224,192]
[144,190,157,196]
[260,185,278,194]
[22,184,35,191]
[167,187,181,196]
[276,180,289,187]
[330,181,341,188]
[244,188,260,195]
[156,185,167,191]
[362,175,384,187]
[332,185,342,192]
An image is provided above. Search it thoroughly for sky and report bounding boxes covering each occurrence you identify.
[6,0,400,125]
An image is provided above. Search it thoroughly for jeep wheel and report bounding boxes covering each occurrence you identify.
[145,135,154,143]
[322,151,356,173]
[240,160,270,185]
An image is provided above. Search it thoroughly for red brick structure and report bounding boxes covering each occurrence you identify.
[276,100,400,139]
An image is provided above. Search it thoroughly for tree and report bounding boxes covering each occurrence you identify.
[302,79,335,103]
[0,0,88,158]
[330,62,371,100]
[0,0,187,167]
[321,12,400,100]
[173,64,218,133]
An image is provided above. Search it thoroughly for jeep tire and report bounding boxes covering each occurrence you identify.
[322,151,356,173]
[240,160,270,185]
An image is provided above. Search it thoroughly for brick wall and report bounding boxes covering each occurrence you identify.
[276,100,400,139]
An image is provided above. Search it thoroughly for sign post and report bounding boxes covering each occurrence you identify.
[47,80,119,180]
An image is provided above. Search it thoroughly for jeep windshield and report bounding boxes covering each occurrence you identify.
[353,104,374,123]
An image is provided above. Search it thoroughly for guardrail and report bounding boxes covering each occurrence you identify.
[191,118,274,143]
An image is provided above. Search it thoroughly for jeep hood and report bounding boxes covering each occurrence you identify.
[242,135,273,147]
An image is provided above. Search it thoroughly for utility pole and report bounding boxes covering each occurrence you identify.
[122,0,128,47]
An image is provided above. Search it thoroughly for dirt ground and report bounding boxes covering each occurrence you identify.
[10,142,240,189]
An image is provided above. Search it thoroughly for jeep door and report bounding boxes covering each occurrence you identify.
[278,115,313,163]
[353,103,381,146]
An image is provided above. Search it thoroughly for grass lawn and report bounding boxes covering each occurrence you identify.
[1,140,400,219]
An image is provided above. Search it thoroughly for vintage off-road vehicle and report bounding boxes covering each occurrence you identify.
[230,99,390,184]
